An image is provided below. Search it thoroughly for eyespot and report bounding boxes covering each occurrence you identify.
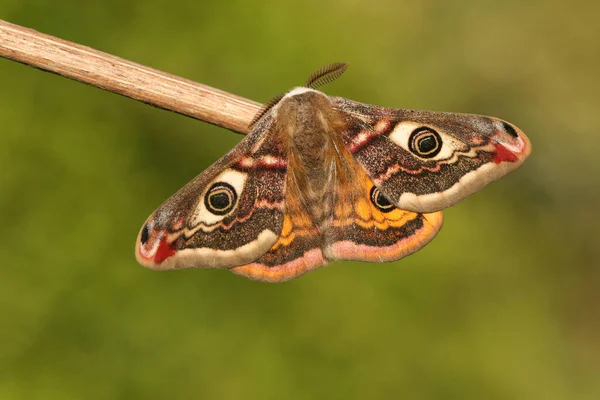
[408,127,442,158]
[204,182,237,216]
[370,186,395,212]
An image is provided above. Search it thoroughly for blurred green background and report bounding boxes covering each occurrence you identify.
[1,1,598,399]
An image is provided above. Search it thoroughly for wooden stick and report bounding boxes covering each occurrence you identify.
[0,19,260,135]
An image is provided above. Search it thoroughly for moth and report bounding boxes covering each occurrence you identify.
[135,63,531,282]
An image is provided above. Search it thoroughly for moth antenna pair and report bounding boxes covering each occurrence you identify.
[249,62,348,128]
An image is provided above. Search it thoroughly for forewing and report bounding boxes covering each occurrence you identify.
[135,114,288,270]
[333,97,531,213]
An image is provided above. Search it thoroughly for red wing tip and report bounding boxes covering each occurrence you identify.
[135,223,176,270]
[493,121,531,164]
[493,142,519,164]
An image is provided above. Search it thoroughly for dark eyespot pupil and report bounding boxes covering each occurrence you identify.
[141,223,150,244]
[408,127,442,158]
[204,182,237,215]
[502,122,519,138]
[417,135,437,153]
[376,192,392,208]
[209,192,231,210]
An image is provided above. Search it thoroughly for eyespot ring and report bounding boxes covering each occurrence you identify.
[370,186,395,213]
[408,127,442,158]
[204,182,237,216]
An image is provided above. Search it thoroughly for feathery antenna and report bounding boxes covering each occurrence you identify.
[248,93,284,129]
[305,62,348,89]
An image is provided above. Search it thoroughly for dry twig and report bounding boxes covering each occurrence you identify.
[0,19,261,135]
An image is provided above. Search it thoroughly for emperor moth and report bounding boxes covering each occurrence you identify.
[136,63,531,282]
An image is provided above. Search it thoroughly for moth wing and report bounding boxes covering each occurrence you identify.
[324,150,443,263]
[332,97,531,213]
[135,114,288,270]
